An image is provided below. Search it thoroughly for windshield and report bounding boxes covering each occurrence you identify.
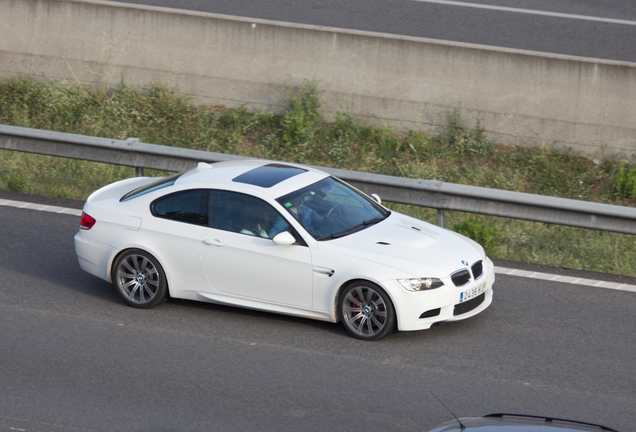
[276,177,390,240]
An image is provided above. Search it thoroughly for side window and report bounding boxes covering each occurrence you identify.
[151,190,209,226]
[209,190,290,239]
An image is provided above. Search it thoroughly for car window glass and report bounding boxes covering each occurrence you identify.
[232,164,307,188]
[151,189,209,226]
[276,177,390,240]
[121,171,184,202]
[209,190,290,239]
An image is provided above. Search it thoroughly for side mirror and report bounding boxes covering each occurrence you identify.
[370,193,381,204]
[272,231,296,246]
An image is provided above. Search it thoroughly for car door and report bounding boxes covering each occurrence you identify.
[198,190,313,308]
[145,189,212,294]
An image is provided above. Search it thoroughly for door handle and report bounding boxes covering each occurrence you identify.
[202,238,224,246]
[313,268,335,277]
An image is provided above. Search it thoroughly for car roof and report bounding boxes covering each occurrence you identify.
[174,160,330,198]
[429,414,619,432]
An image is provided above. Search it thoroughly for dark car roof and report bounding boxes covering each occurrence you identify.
[428,413,619,432]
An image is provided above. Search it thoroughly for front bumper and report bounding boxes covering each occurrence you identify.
[386,258,495,331]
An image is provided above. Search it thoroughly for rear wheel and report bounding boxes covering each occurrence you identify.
[339,281,395,341]
[112,249,167,308]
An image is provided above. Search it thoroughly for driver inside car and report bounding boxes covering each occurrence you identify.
[277,194,324,234]
[238,201,291,239]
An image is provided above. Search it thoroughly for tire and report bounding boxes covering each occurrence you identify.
[339,281,395,341]
[112,249,168,309]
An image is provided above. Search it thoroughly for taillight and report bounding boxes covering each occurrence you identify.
[80,212,96,230]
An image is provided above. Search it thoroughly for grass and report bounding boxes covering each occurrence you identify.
[1,76,635,276]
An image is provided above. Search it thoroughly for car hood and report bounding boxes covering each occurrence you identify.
[316,212,485,277]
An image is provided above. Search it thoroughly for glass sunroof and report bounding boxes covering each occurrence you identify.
[232,164,307,188]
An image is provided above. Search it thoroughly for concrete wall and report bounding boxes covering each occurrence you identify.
[1,0,635,159]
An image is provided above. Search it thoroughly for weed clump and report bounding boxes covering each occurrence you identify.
[453,218,502,256]
[610,163,636,202]
[274,81,322,162]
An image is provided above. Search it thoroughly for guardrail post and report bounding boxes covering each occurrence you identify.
[125,138,145,176]
[437,209,445,228]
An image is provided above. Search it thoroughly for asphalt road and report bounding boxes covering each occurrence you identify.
[115,0,636,62]
[0,196,635,431]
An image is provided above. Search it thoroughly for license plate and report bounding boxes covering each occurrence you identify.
[460,282,485,303]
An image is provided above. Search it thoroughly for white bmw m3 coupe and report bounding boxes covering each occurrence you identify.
[75,160,494,340]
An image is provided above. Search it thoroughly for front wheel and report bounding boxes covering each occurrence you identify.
[339,282,395,341]
[112,249,168,308]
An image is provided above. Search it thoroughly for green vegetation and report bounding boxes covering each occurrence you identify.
[1,77,634,275]
[610,163,636,202]
[453,218,502,256]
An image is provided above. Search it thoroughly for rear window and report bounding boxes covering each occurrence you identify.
[120,172,184,202]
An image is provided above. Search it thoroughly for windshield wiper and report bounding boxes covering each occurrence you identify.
[347,216,385,233]
[316,231,350,240]
[316,216,386,240]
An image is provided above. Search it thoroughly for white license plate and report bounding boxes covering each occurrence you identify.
[460,282,485,303]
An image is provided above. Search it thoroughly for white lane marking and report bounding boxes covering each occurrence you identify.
[2,198,634,293]
[410,0,636,27]
[0,198,82,216]
[495,266,636,293]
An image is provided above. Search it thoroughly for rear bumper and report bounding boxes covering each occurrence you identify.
[74,231,114,282]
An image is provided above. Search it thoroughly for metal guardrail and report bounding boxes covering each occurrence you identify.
[2,123,636,234]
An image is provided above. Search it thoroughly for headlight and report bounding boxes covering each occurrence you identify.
[397,277,444,292]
